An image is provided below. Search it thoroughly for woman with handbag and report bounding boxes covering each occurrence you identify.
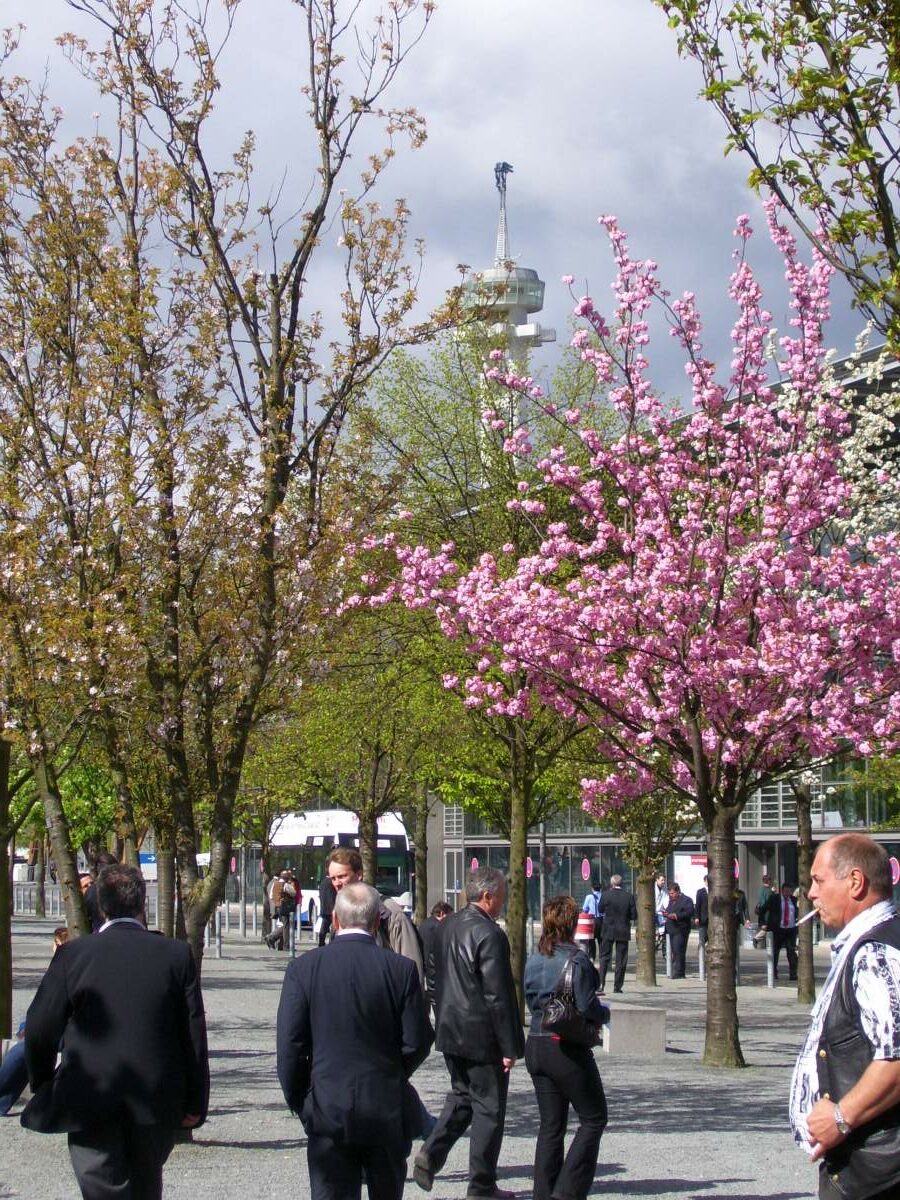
[524,896,610,1200]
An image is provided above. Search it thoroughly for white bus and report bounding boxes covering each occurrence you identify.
[268,809,412,927]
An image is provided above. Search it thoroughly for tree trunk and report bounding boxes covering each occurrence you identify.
[156,843,176,938]
[795,782,816,1005]
[34,837,46,919]
[413,789,429,925]
[359,808,378,887]
[634,869,658,986]
[0,740,11,1038]
[704,810,745,1067]
[506,775,528,1020]
[175,863,187,942]
[34,759,89,937]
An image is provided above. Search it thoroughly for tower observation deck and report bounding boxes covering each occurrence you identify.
[466,162,556,358]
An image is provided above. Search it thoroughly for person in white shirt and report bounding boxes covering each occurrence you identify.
[788,834,900,1200]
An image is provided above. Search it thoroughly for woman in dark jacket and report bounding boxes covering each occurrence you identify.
[524,895,609,1200]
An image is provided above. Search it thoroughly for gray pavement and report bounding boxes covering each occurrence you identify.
[2,917,826,1200]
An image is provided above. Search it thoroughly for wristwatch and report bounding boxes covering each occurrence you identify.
[833,1103,852,1136]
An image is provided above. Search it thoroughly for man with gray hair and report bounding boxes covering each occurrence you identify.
[789,834,900,1199]
[597,873,637,995]
[414,867,524,1200]
[277,881,432,1200]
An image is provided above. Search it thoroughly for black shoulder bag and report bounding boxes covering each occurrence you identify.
[541,955,602,1047]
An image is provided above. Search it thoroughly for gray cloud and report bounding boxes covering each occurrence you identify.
[4,0,866,399]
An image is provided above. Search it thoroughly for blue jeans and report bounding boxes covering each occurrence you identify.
[0,1040,28,1115]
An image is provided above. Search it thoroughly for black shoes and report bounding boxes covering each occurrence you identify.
[466,1189,516,1200]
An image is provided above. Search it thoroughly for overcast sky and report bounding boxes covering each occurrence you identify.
[4,0,865,399]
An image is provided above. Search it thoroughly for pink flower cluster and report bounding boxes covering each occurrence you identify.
[375,212,900,817]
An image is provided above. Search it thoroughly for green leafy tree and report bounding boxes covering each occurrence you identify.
[0,0,449,966]
[601,788,697,986]
[655,0,900,345]
[361,329,608,1004]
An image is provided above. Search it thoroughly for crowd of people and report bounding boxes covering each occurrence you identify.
[7,833,900,1200]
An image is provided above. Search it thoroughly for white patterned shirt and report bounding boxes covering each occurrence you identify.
[789,901,900,1156]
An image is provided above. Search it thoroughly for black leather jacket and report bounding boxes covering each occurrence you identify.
[432,905,525,1063]
[817,915,900,1200]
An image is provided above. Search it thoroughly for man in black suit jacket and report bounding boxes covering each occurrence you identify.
[664,883,695,978]
[763,882,799,980]
[597,875,638,994]
[420,901,453,1010]
[277,881,433,1200]
[694,876,709,948]
[21,864,209,1200]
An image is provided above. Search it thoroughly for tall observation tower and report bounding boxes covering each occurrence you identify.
[466,162,556,359]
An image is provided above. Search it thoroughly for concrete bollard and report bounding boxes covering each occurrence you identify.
[601,1005,666,1057]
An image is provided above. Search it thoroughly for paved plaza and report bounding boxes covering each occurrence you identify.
[2,917,827,1200]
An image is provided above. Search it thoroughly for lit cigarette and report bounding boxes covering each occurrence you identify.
[797,909,818,926]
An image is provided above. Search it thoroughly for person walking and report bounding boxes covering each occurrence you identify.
[596,875,637,994]
[764,882,798,980]
[789,834,900,1199]
[524,896,609,1200]
[276,882,432,1200]
[413,866,524,1200]
[420,901,452,1011]
[21,864,209,1200]
[580,884,604,963]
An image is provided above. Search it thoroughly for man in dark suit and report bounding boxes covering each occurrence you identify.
[420,901,453,1010]
[764,882,799,980]
[694,875,709,948]
[21,864,209,1200]
[597,874,637,994]
[277,881,433,1200]
[664,883,695,978]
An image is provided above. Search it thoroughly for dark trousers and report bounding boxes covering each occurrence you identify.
[668,927,689,977]
[67,1122,175,1200]
[774,927,798,978]
[597,939,628,993]
[423,1054,509,1195]
[307,1133,408,1200]
[525,1036,607,1200]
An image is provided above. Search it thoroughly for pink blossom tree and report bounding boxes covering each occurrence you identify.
[381,206,900,1067]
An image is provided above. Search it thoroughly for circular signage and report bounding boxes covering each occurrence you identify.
[230,856,237,873]
[581,858,591,882]
[733,858,740,880]
[891,857,900,887]
[470,857,479,872]
[525,857,533,879]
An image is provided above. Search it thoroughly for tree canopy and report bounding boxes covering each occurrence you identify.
[654,0,900,347]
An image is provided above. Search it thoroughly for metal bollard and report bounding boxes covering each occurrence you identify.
[698,938,706,981]
[204,920,211,950]
[224,898,230,934]
[252,901,257,938]
[735,936,742,987]
[215,908,222,959]
[239,892,246,939]
[289,913,297,957]
[665,931,672,978]
[766,930,775,987]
